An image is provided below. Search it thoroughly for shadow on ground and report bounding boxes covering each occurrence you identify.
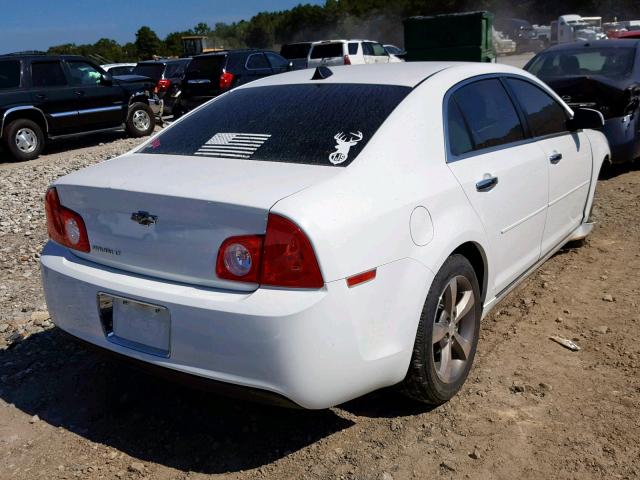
[0,328,355,474]
[0,130,127,165]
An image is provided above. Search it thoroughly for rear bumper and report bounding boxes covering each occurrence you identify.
[41,242,431,409]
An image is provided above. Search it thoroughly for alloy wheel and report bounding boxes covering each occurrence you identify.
[432,275,476,383]
[132,110,151,132]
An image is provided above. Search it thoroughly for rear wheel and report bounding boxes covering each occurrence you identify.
[401,254,481,405]
[3,118,45,161]
[125,103,155,137]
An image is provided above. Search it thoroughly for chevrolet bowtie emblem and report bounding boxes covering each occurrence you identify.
[131,211,158,226]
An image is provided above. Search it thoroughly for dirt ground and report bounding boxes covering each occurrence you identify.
[1,67,639,478]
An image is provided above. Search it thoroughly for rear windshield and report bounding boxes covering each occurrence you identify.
[139,83,410,167]
[310,43,344,59]
[133,63,164,80]
[164,60,189,77]
[0,60,20,89]
[280,43,311,59]
[185,55,226,77]
[526,47,636,78]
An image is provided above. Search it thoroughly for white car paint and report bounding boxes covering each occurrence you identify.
[307,39,404,67]
[41,62,609,409]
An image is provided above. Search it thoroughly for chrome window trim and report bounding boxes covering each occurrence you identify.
[443,73,575,164]
[0,106,49,138]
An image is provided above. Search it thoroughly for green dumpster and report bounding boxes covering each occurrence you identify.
[404,11,496,63]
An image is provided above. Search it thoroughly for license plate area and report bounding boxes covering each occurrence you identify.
[97,293,171,358]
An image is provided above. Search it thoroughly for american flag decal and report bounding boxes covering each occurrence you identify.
[195,133,271,159]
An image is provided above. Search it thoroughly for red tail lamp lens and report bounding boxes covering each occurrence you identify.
[261,214,323,288]
[220,71,234,90]
[44,188,90,252]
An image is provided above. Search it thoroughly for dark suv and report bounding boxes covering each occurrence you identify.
[179,49,291,112]
[0,54,160,161]
[132,58,190,116]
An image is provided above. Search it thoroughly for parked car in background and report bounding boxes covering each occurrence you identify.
[280,42,314,69]
[383,44,407,59]
[307,40,403,67]
[525,40,640,164]
[41,62,607,409]
[179,49,291,112]
[608,30,640,39]
[0,54,158,161]
[133,58,190,116]
[494,18,544,53]
[101,63,136,76]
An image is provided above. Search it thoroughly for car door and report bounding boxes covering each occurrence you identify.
[505,77,592,253]
[65,59,125,130]
[362,42,376,64]
[29,59,78,134]
[445,77,549,293]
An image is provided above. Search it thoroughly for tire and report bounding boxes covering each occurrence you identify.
[3,118,45,161]
[401,254,481,405]
[125,103,155,137]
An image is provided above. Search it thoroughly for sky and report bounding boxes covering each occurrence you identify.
[0,0,324,54]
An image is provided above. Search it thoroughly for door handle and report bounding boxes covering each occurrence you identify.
[74,90,85,96]
[549,152,563,164]
[35,94,47,100]
[476,176,499,192]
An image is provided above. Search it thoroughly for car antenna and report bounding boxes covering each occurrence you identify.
[312,66,333,80]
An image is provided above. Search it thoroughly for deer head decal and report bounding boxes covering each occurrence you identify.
[329,131,363,165]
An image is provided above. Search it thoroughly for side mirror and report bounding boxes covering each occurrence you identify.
[567,108,604,131]
[100,73,113,86]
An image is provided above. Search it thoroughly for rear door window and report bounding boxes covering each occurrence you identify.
[310,43,344,59]
[371,43,388,56]
[0,60,20,89]
[506,78,568,137]
[266,52,289,69]
[140,83,411,167]
[447,97,474,156]
[31,61,67,87]
[246,53,270,70]
[452,78,525,152]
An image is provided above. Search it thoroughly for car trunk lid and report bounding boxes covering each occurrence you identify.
[54,153,339,291]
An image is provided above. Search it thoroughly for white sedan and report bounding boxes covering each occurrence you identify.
[41,62,608,409]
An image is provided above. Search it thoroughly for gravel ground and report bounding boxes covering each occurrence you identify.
[1,106,639,479]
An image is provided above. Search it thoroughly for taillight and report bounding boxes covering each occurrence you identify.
[216,235,263,283]
[220,71,234,90]
[343,55,351,65]
[215,213,323,288]
[156,78,171,93]
[44,187,90,252]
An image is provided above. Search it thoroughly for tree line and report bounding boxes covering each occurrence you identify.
[45,0,640,62]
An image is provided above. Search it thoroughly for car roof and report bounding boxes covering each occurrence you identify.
[193,49,260,59]
[542,39,640,52]
[237,62,531,89]
[0,54,91,61]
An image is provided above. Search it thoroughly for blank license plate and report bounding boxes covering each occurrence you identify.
[108,296,171,357]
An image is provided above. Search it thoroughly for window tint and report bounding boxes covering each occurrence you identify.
[526,47,635,78]
[140,84,411,167]
[164,62,187,78]
[452,79,525,151]
[447,98,474,156]
[31,61,67,87]
[266,52,289,69]
[348,43,359,55]
[371,43,388,56]
[0,60,20,89]
[108,66,134,76]
[246,53,269,69]
[362,43,374,56]
[506,78,568,137]
[280,43,311,59]
[133,63,165,81]
[310,43,344,59]
[67,61,102,85]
